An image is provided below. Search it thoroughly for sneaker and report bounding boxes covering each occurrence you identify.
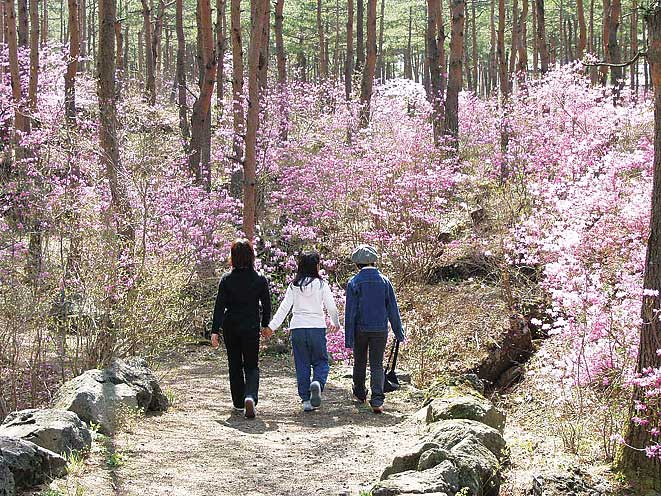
[310,381,322,408]
[244,396,256,419]
[302,400,314,412]
[372,405,384,414]
[233,406,245,413]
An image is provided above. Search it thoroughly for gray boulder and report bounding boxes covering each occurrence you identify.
[52,369,139,434]
[0,409,92,456]
[424,391,506,432]
[106,357,169,412]
[0,462,15,496]
[52,357,169,434]
[375,419,506,496]
[0,436,66,489]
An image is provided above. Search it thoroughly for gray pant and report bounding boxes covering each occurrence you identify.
[352,331,387,407]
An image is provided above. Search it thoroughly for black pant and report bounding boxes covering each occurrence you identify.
[352,331,387,407]
[223,330,260,408]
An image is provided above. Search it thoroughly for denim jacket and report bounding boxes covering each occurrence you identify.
[344,267,405,349]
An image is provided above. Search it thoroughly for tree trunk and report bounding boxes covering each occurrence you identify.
[65,0,80,124]
[216,0,227,120]
[356,0,364,71]
[376,0,384,80]
[536,0,549,73]
[426,0,442,143]
[497,0,508,96]
[489,0,497,89]
[243,0,268,240]
[176,0,189,145]
[607,0,622,92]
[471,0,477,91]
[358,0,375,127]
[509,0,518,75]
[189,0,217,187]
[444,0,464,144]
[230,0,244,196]
[316,0,327,79]
[345,0,354,97]
[577,0,586,58]
[17,0,26,46]
[140,0,155,104]
[258,0,268,90]
[40,0,46,43]
[517,0,528,75]
[5,0,29,154]
[404,5,412,80]
[28,0,38,112]
[631,0,638,94]
[616,9,661,488]
[275,0,285,84]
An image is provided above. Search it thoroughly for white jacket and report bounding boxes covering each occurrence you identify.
[269,278,340,331]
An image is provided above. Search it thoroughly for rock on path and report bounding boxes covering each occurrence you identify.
[56,347,423,496]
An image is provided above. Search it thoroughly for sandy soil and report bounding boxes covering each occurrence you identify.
[47,345,424,496]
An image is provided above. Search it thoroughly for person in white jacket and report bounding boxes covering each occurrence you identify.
[266,252,340,412]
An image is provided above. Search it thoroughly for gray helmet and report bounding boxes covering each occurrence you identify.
[351,244,379,264]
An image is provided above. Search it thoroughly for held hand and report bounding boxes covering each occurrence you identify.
[211,333,220,349]
[328,324,338,333]
[261,327,273,339]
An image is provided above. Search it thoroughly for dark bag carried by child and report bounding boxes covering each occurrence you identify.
[383,340,400,393]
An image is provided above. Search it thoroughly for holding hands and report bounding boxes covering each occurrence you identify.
[261,327,274,339]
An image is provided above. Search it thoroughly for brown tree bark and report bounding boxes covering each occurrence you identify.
[517,0,528,74]
[5,0,28,152]
[489,0,496,89]
[358,0,375,127]
[275,0,285,84]
[509,0,518,75]
[189,0,217,187]
[601,0,610,83]
[230,0,244,196]
[616,9,661,487]
[426,0,442,143]
[316,0,327,79]
[607,0,622,89]
[355,0,364,71]
[631,0,638,94]
[577,0,586,58]
[28,0,38,112]
[404,5,412,80]
[345,0,354,97]
[497,0,508,96]
[437,0,446,96]
[65,0,79,124]
[80,0,86,72]
[216,0,227,120]
[17,0,26,45]
[376,0,384,80]
[471,0,477,91]
[444,0,464,144]
[175,0,189,143]
[536,0,549,73]
[243,0,268,240]
[140,0,155,104]
[40,0,46,43]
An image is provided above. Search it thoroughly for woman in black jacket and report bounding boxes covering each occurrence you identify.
[211,238,272,419]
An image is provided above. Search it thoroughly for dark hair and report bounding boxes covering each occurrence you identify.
[356,263,375,269]
[293,252,321,287]
[230,238,255,269]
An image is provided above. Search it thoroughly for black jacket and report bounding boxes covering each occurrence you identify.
[211,268,272,335]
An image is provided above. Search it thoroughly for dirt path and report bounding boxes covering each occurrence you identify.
[55,345,423,496]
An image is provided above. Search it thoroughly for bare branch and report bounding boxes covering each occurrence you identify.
[582,50,647,68]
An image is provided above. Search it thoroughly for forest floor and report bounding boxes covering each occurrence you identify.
[45,345,425,496]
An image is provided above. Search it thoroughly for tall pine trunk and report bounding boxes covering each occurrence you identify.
[175,0,190,144]
[536,0,549,73]
[65,0,80,124]
[317,0,327,78]
[216,0,227,121]
[616,9,661,488]
[230,0,244,197]
[345,0,354,97]
[355,0,364,72]
[140,0,155,104]
[243,0,268,239]
[189,0,217,187]
[426,0,442,143]
[358,0,375,127]
[444,0,464,145]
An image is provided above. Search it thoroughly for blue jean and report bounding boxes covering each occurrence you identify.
[290,328,330,401]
